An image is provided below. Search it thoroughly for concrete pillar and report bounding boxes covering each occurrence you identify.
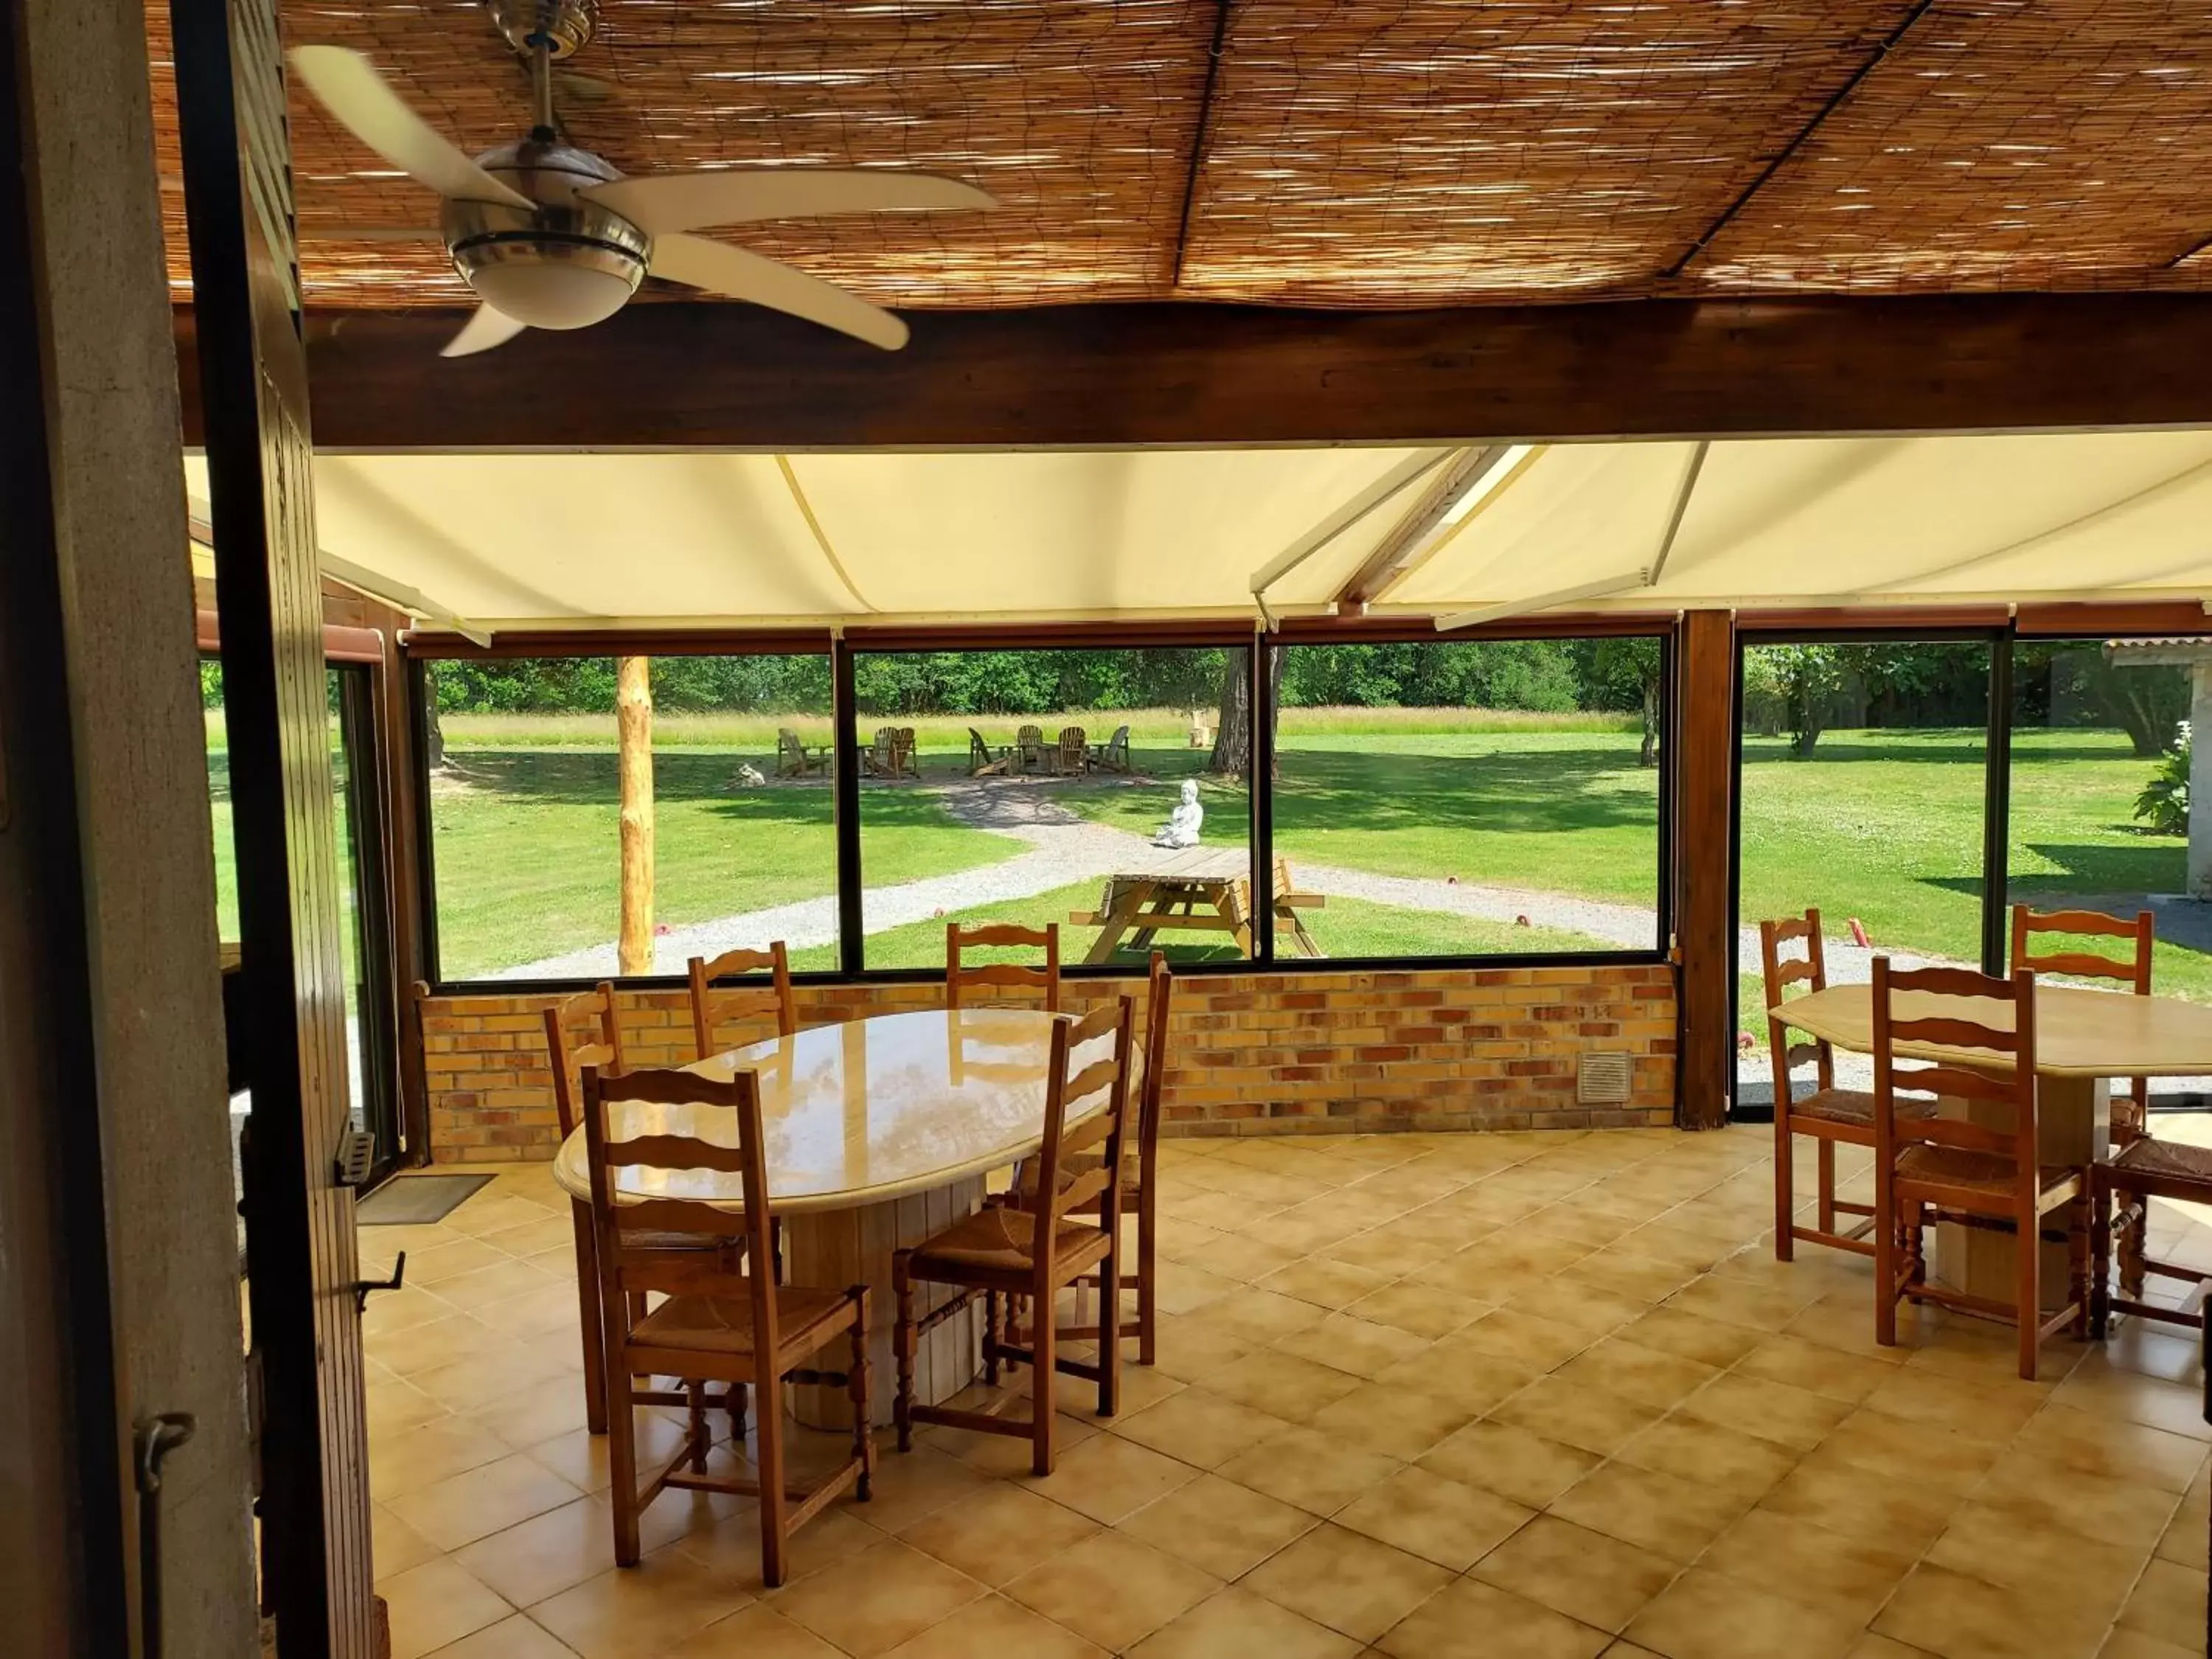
[2190,662,2212,899]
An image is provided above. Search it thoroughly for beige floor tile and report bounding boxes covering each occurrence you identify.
[1503,1280,1649,1340]
[465,1375,594,1455]
[2011,1399,2210,1494]
[1018,1428,1197,1523]
[408,1236,521,1287]
[1757,1453,1962,1552]
[2097,1631,2202,1659]
[897,1481,1100,1586]
[1731,1333,1899,1404]
[1813,1406,2004,1492]
[420,1613,579,1658]
[411,1343,579,1418]
[374,1503,444,1584]
[1698,1509,1917,1624]
[1927,1498,2151,1624]
[374,1416,546,1503]
[1185,1233,1306,1285]
[1838,1638,1933,1659]
[1615,1309,1767,1370]
[1133,1586,1363,1659]
[1206,1348,1369,1422]
[1219,1425,1405,1516]
[1377,1578,1609,1659]
[656,1602,844,1658]
[1871,1562,2107,1659]
[1376,1342,1543,1415]
[1334,1464,1532,1571]
[453,1498,616,1609]
[1679,1372,1853,1452]
[432,1257,567,1315]
[1273,1313,1437,1380]
[1110,1386,1293,1469]
[1551,1340,1718,1414]
[1472,1515,1676,1634]
[853,1443,992,1534]
[766,1539,985,1659]
[382,1557,515,1659]
[1004,1528,1220,1651]
[1244,1523,1455,1644]
[1452,1309,1598,1372]
[1625,1567,1863,1659]
[1494,1376,1661,1458]
[1307,1381,1481,1462]
[1116,1472,1318,1580]
[522,1414,686,1498]
[1546,1460,1748,1563]
[529,1548,757,1659]
[672,1506,880,1591]
[2055,1362,2212,1444]
[877,1592,1105,1659]
[1418,1419,1601,1509]
[1343,1281,1494,1341]
[1258,1256,1399,1311]
[1860,1365,2048,1441]
[2118,1557,2209,1652]
[1969,1447,2183,1555]
[389,1453,587,1553]
[1197,1287,1335,1342]
[1151,1259,1242,1318]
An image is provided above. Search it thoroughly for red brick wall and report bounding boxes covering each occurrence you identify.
[417,964,1677,1162]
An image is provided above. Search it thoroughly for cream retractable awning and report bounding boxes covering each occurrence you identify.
[186,429,2212,633]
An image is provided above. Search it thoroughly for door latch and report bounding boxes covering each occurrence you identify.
[352,1251,406,1313]
[134,1411,198,1659]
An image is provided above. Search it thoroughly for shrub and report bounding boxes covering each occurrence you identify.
[2135,720,2191,835]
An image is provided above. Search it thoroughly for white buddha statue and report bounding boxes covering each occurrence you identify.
[1152,779,1204,849]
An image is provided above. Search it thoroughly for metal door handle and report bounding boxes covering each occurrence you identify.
[134,1411,198,1659]
[352,1250,406,1312]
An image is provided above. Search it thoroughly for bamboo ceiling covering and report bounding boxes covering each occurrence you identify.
[149,0,2212,311]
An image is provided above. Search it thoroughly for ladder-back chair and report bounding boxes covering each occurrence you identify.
[688,942,797,1061]
[947,920,1060,1011]
[891,998,1133,1475]
[581,1063,872,1581]
[1871,959,2089,1380]
[2011,904,2155,1139]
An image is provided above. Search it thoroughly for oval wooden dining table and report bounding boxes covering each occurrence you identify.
[1775,981,2212,1307]
[552,1006,1099,1429]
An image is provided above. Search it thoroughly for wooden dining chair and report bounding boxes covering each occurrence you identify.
[688,941,798,1060]
[891,998,1133,1475]
[1761,908,1930,1260]
[947,920,1060,1010]
[1871,958,2090,1380]
[2011,904,2155,1139]
[581,1062,872,1582]
[2090,1135,2212,1335]
[1051,955,1173,1364]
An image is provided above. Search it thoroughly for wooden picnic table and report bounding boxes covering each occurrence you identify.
[1072,847,1325,963]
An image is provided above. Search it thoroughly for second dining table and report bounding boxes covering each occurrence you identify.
[552,1005,1110,1429]
[1775,979,2212,1309]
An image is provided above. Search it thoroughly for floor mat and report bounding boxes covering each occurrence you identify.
[358,1172,492,1225]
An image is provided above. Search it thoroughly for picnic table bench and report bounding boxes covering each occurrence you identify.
[1070,848,1325,962]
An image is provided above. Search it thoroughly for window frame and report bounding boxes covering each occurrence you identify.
[408,620,1680,992]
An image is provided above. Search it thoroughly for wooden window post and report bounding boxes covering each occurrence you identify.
[1676,611,1737,1129]
[616,655,655,976]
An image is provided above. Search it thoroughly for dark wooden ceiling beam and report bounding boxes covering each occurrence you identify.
[173,291,2212,451]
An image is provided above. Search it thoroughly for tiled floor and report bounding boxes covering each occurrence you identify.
[361,1125,2212,1659]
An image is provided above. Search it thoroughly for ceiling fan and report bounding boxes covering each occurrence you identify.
[288,0,993,358]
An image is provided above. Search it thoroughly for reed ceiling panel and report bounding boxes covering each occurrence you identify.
[1691,1,2212,293]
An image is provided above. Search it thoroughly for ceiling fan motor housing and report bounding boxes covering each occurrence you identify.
[444,137,647,329]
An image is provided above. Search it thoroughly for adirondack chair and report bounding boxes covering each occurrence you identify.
[864,726,902,777]
[1015,724,1046,773]
[1057,726,1088,775]
[1090,724,1131,773]
[894,727,919,777]
[968,728,1011,776]
[776,727,827,777]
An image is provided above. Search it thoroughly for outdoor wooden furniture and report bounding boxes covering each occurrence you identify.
[580,1063,872,1579]
[1055,726,1088,774]
[864,726,918,779]
[2090,1136,2212,1335]
[1760,908,1919,1260]
[1015,724,1047,773]
[1048,954,1172,1364]
[1779,978,2212,1312]
[544,987,733,1437]
[893,998,1133,1475]
[1073,849,1325,962]
[1870,959,2089,1380]
[776,727,829,777]
[968,727,1012,776]
[2011,905,2155,1138]
[688,941,797,1060]
[551,1007,1089,1430]
[947,920,1060,1010]
[1089,723,1131,773]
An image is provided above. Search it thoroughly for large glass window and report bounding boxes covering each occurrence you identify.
[2009,639,2210,1006]
[1736,638,1994,1095]
[422,653,841,980]
[852,646,1252,969]
[1270,636,1666,960]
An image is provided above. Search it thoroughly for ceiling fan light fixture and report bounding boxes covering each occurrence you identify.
[458,254,641,330]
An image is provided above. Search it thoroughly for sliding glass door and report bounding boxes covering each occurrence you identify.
[330,663,403,1178]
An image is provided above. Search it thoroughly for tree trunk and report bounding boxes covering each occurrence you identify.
[423,699,447,772]
[1210,647,1283,777]
[1639,680,1659,768]
[616,655,655,975]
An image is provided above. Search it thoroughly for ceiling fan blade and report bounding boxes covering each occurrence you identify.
[288,46,533,211]
[440,305,529,358]
[582,170,993,236]
[647,234,908,349]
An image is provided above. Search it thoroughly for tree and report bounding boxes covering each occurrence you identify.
[1763,644,1848,757]
[1590,636,1663,766]
[1210,647,1283,776]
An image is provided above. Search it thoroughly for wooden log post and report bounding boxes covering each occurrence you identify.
[616,656,655,976]
[1676,611,1738,1130]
